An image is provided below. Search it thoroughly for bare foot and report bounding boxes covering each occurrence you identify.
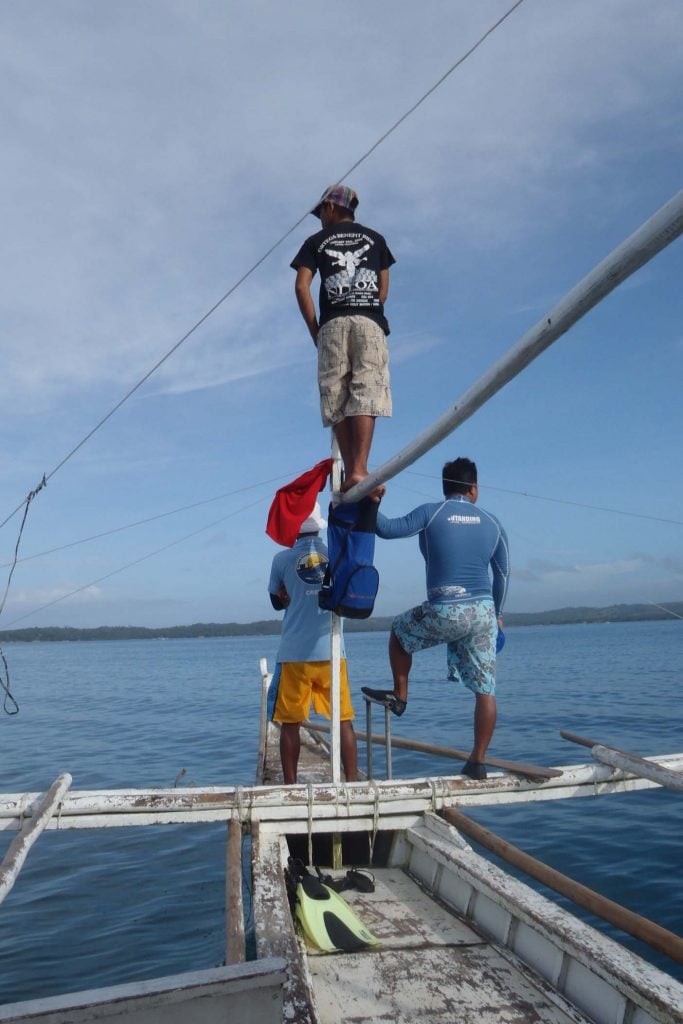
[340,473,365,493]
[340,474,385,502]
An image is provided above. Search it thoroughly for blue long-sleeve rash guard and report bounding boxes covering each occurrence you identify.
[376,496,510,615]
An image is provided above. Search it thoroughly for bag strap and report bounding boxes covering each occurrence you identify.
[326,516,355,578]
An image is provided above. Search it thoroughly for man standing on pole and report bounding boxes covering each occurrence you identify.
[291,184,395,492]
[363,458,509,780]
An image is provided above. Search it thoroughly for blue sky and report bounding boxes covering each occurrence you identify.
[1,0,681,629]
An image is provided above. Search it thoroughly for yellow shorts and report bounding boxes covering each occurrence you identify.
[269,660,355,724]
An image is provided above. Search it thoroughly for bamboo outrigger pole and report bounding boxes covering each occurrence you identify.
[343,190,683,503]
[561,730,683,793]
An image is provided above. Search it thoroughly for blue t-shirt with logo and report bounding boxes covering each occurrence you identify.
[376,497,509,614]
[268,535,345,662]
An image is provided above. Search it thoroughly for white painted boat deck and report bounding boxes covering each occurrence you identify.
[306,868,591,1024]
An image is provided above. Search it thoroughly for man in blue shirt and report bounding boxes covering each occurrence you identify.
[363,458,509,780]
[268,502,358,784]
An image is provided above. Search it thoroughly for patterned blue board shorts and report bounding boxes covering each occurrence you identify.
[392,598,497,695]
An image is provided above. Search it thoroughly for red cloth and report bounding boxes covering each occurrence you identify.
[266,459,333,547]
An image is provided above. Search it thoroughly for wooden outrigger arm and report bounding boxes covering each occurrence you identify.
[0,773,71,905]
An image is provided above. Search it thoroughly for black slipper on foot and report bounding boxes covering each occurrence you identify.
[462,760,487,781]
[360,687,407,717]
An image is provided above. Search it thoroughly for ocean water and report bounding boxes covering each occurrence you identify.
[0,620,681,1004]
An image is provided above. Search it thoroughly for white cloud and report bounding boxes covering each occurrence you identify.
[1,0,681,416]
[0,2,681,627]
[8,584,103,610]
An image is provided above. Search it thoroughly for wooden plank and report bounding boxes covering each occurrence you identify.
[305,720,562,779]
[561,730,683,792]
[307,867,591,1024]
[225,819,245,964]
[0,773,71,904]
[441,807,683,966]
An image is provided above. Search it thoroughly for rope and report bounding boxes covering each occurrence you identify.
[235,786,245,825]
[0,477,46,620]
[0,477,47,714]
[368,780,381,863]
[338,0,527,186]
[407,472,683,527]
[429,778,439,814]
[1,648,18,716]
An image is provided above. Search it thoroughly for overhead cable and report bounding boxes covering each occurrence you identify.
[404,471,683,526]
[0,473,290,570]
[2,493,270,628]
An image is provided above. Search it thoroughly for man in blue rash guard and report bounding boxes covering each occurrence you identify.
[362,458,509,781]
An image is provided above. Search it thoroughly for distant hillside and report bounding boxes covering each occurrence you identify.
[504,603,683,626]
[0,602,680,643]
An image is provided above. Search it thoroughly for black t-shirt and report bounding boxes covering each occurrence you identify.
[291,220,396,334]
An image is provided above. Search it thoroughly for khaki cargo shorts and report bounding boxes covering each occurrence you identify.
[317,315,392,427]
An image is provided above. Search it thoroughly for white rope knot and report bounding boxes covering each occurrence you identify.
[368,779,381,861]
[234,785,245,824]
[429,778,439,813]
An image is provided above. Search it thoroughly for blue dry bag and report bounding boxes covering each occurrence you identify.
[318,499,379,619]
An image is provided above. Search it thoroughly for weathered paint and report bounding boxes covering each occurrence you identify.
[2,756,682,831]
[0,961,286,1023]
[406,815,683,1024]
[250,825,319,1024]
[225,819,245,964]
[249,806,683,1024]
[591,747,683,793]
[285,867,593,1023]
[0,774,71,904]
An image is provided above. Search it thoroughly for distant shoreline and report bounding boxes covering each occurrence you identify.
[0,602,680,643]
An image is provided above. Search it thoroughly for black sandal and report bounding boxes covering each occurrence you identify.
[314,865,376,893]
